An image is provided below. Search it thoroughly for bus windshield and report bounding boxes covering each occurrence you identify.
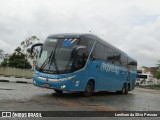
[36,38,81,74]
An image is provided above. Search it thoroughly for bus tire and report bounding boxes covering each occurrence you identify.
[125,84,129,94]
[82,81,94,97]
[122,84,128,94]
[54,89,63,94]
[117,84,128,94]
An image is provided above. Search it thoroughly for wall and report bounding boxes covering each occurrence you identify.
[142,66,159,78]
[0,67,33,77]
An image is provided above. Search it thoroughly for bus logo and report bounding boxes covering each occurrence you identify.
[63,38,77,46]
[101,63,119,74]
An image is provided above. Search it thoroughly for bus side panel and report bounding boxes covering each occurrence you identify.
[87,60,114,91]
[116,67,128,91]
[129,70,137,90]
[87,60,129,91]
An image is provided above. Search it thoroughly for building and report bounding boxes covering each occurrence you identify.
[136,66,159,85]
[141,66,159,78]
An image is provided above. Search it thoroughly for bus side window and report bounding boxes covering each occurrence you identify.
[121,54,128,67]
[105,46,121,65]
[75,49,87,69]
[92,42,104,61]
[113,52,121,65]
[128,58,137,71]
[79,36,95,57]
[104,46,108,62]
[106,47,115,63]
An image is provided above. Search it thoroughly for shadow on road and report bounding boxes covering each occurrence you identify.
[50,91,133,98]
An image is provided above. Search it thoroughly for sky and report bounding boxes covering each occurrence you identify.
[0,0,160,68]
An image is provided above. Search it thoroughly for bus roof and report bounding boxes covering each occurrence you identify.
[48,33,137,62]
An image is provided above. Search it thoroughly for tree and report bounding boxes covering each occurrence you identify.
[1,59,8,67]
[1,36,41,69]
[20,36,40,59]
[7,47,32,69]
[156,69,160,79]
[0,49,5,61]
[0,49,10,66]
[20,36,41,68]
[156,60,160,79]
[1,47,32,69]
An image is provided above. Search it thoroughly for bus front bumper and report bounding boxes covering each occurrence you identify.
[32,76,83,91]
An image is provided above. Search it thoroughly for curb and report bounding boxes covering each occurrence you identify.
[0,75,33,84]
[0,79,32,84]
[0,75,32,79]
[0,80,9,82]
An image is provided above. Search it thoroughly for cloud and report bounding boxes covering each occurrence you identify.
[0,39,12,52]
[0,0,160,67]
[112,16,160,67]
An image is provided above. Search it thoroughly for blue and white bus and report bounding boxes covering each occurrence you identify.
[31,33,137,96]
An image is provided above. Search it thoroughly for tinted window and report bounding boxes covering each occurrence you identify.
[106,47,114,61]
[74,48,87,70]
[121,54,128,66]
[105,46,121,65]
[79,36,95,56]
[92,42,104,60]
[128,58,137,71]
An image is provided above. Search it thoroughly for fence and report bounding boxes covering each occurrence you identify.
[153,78,160,85]
[0,67,33,77]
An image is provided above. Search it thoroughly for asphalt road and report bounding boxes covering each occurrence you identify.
[0,80,160,120]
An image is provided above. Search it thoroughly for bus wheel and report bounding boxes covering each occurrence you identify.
[125,85,129,94]
[117,84,128,94]
[54,89,63,94]
[82,81,94,97]
[122,84,128,94]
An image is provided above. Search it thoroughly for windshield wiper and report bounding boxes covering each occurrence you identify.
[49,49,60,73]
[38,51,53,71]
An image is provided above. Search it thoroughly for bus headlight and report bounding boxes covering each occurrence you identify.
[33,80,36,84]
[61,85,66,89]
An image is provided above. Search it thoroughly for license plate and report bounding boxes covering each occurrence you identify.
[43,83,50,88]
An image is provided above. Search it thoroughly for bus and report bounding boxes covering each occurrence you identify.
[136,74,153,85]
[31,33,137,96]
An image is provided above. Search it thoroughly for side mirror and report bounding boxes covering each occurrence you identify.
[30,43,43,55]
[70,45,86,58]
